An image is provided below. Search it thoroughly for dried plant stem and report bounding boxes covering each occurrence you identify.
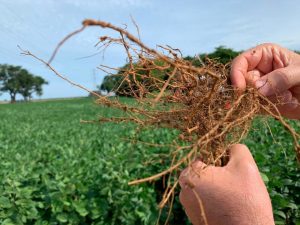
[19,48,102,98]
[154,67,177,103]
[128,150,194,185]
[158,180,179,208]
[22,18,300,222]
[191,188,209,225]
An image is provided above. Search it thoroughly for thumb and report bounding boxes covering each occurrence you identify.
[225,144,257,172]
[255,66,300,96]
[179,160,207,189]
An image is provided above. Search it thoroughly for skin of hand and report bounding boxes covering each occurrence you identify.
[231,43,300,119]
[179,144,274,225]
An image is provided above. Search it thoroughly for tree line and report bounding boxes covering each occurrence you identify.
[99,46,240,96]
[0,64,48,103]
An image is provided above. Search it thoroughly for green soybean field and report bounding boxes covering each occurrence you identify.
[0,97,299,225]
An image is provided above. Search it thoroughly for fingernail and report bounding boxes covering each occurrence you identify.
[255,79,270,96]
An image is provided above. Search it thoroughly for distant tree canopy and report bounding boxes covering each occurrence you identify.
[202,46,241,64]
[99,46,240,96]
[0,64,48,102]
[99,59,169,96]
[184,46,241,66]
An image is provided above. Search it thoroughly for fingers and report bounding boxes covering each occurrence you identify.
[179,160,208,189]
[255,65,300,96]
[267,90,293,103]
[231,44,277,89]
[245,69,263,85]
[290,85,300,100]
[268,90,299,109]
[179,144,256,188]
[230,56,248,90]
[276,100,300,119]
[272,46,289,70]
[225,144,257,173]
[178,160,213,225]
[231,48,262,90]
[230,43,293,91]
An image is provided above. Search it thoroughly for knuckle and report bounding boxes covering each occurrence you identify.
[259,42,280,48]
[242,162,260,176]
[178,168,189,187]
[231,143,248,150]
[274,69,291,90]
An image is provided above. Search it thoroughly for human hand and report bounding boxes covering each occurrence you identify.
[179,144,274,225]
[231,43,300,119]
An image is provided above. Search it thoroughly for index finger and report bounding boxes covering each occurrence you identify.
[230,55,248,90]
[230,47,263,90]
[179,160,209,189]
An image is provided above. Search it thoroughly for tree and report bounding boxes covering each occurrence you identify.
[99,59,169,97]
[0,65,22,103]
[99,74,122,94]
[203,46,240,64]
[100,47,240,96]
[0,64,48,102]
[185,46,240,66]
[18,74,48,101]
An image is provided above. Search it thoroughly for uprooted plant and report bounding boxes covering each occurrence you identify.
[20,19,300,223]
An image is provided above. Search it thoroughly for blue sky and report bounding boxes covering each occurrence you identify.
[1,0,300,100]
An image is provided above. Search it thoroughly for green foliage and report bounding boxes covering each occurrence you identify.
[0,64,47,102]
[0,98,183,224]
[185,46,240,66]
[99,75,122,94]
[99,60,169,97]
[0,98,299,224]
[100,47,240,96]
[244,118,300,225]
[203,46,240,64]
